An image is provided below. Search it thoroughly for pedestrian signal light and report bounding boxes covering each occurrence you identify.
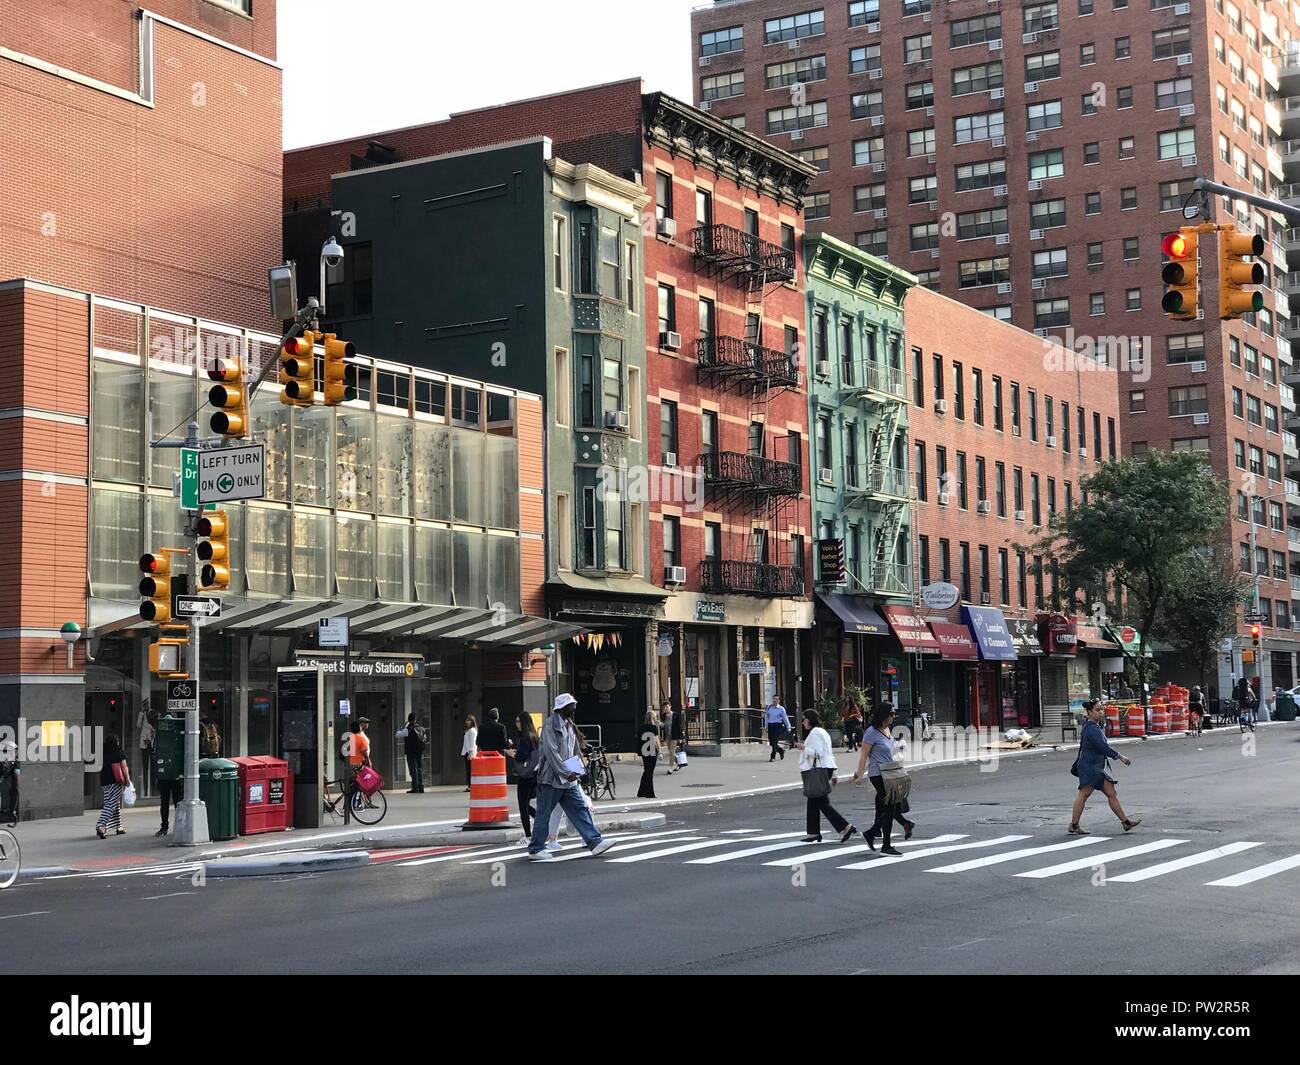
[207,356,249,438]
[149,639,186,676]
[196,510,230,591]
[1160,229,1199,321]
[279,330,316,406]
[139,552,172,623]
[1251,623,1261,647]
[322,333,357,406]
[1219,226,1265,320]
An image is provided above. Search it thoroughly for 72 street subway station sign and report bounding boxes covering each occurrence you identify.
[182,444,265,509]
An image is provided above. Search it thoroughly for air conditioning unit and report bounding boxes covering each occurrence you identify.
[788,39,801,50]
[992,138,1007,149]
[660,330,682,351]
[1177,53,1193,66]
[922,12,932,22]
[1024,81,1038,94]
[1023,32,1038,45]
[871,114,885,126]
[977,500,992,515]
[874,207,887,220]
[1190,360,1207,372]
[699,100,713,112]
[868,68,884,80]
[926,153,936,164]
[993,183,1008,196]
[698,56,712,67]
[665,565,688,585]
[819,467,835,483]
[1046,435,1057,448]
[816,359,832,376]
[1032,278,1047,290]
[657,217,678,239]
[1028,179,1043,191]
[1174,1,1191,12]
[663,452,678,469]
[867,21,881,33]
[1179,104,1195,117]
[790,129,805,141]
[1034,327,1050,336]
[1015,509,1026,522]
[930,247,941,258]
[1193,412,1210,425]
[1078,447,1088,459]
[997,282,1012,294]
[991,87,1005,100]
[603,410,630,431]
[1182,154,1198,167]
[989,38,1003,51]
[995,233,1011,245]
[1026,131,1040,142]
[1012,426,1022,438]
[938,491,951,505]
[925,106,934,117]
[934,399,949,415]
[873,161,887,172]
[980,592,992,605]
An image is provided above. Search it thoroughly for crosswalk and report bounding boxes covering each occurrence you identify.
[391,826,1300,889]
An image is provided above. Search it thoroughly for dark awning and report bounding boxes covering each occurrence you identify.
[1008,617,1045,657]
[881,605,943,654]
[817,593,890,636]
[929,622,979,661]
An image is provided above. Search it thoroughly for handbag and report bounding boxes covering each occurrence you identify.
[111,761,126,785]
[122,783,137,807]
[354,765,384,796]
[675,750,688,768]
[801,754,833,799]
[879,760,912,804]
[395,727,408,739]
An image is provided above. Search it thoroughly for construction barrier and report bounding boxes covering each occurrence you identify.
[1150,700,1170,734]
[463,751,510,830]
[1127,705,1146,737]
[1105,703,1121,736]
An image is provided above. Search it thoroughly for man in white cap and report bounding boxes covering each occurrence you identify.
[527,693,616,860]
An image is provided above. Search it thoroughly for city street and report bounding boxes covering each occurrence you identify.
[8,727,1299,975]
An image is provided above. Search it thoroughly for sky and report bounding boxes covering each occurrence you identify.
[279,0,704,149]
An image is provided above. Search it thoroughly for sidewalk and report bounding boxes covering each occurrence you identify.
[9,724,1283,875]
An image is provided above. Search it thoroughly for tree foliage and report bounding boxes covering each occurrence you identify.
[1157,548,1250,689]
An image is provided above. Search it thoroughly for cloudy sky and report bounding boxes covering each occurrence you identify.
[280,0,704,148]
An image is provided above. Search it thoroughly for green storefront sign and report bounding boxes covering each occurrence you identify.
[1106,625,1151,657]
[695,601,726,623]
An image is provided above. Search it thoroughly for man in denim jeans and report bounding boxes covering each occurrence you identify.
[527,694,616,861]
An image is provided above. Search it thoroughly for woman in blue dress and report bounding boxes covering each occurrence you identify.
[1069,698,1141,835]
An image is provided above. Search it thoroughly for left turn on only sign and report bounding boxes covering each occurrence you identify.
[182,444,265,508]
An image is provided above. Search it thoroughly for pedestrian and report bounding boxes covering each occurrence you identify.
[1069,698,1141,835]
[506,712,540,839]
[153,710,183,837]
[1188,685,1205,736]
[0,740,19,827]
[852,703,915,856]
[842,705,863,751]
[670,702,685,771]
[460,715,478,792]
[400,713,426,793]
[478,707,508,754]
[201,719,221,758]
[526,694,617,860]
[796,709,857,844]
[96,732,131,839]
[765,696,791,762]
[638,709,661,798]
[659,701,676,774]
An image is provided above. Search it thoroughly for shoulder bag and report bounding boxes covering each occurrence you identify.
[801,752,833,799]
[879,760,911,804]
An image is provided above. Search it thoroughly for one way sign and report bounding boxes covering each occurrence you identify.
[175,596,222,618]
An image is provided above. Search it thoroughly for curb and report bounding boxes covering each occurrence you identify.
[201,850,370,878]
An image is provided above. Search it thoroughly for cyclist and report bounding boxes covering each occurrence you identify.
[1188,686,1205,736]
[344,716,372,803]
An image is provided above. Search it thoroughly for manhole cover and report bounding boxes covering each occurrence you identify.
[955,802,1002,807]
[679,783,724,789]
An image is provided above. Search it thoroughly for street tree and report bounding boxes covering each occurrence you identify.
[1029,452,1230,699]
[1157,548,1251,692]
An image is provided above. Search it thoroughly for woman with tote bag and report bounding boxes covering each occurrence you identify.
[796,709,858,844]
[853,703,915,855]
[95,733,131,839]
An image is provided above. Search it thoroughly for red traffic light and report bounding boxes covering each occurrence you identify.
[1161,232,1191,258]
[140,553,160,574]
[1251,624,1260,636]
[284,336,303,355]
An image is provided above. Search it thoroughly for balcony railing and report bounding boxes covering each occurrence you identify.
[841,360,908,401]
[697,335,799,388]
[700,450,802,495]
[692,223,797,284]
[844,463,909,500]
[867,561,911,597]
[700,559,805,597]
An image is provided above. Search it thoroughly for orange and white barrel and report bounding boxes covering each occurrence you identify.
[1127,705,1146,736]
[1151,701,1170,734]
[1105,703,1121,736]
[466,752,510,826]
[1170,701,1188,731]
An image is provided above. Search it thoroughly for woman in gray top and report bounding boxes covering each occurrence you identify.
[852,704,914,855]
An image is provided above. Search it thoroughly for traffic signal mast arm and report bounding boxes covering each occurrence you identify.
[1192,176,1300,226]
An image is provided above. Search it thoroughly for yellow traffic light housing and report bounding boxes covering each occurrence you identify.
[139,552,173,623]
[196,510,230,591]
[1219,226,1265,320]
[208,354,249,438]
[149,639,188,677]
[1160,229,1199,321]
[322,333,357,406]
[279,329,316,407]
[1251,623,1261,647]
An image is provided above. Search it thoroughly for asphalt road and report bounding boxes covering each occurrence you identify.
[7,727,1300,975]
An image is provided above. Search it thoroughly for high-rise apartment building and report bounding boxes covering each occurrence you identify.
[691,0,1300,696]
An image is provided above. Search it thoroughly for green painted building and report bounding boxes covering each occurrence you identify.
[804,234,918,705]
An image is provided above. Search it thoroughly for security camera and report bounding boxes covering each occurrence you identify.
[321,236,344,269]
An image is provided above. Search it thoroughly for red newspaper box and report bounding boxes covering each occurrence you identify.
[230,756,293,835]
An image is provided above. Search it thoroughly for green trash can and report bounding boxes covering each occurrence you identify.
[199,758,240,841]
[1275,692,1297,722]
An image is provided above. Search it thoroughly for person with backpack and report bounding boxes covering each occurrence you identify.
[507,712,540,838]
[1069,698,1140,835]
[638,709,661,799]
[400,713,426,793]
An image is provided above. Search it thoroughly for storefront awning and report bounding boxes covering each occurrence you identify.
[1007,617,1045,657]
[880,605,942,654]
[1076,623,1122,651]
[928,622,979,660]
[546,571,671,600]
[960,606,1019,662]
[818,593,890,636]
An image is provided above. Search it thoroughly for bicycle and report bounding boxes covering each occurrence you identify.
[580,744,616,801]
[323,776,388,826]
[0,827,19,889]
[1240,704,1257,734]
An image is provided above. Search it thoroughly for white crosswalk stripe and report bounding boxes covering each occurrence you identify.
[926,836,1109,874]
[607,832,807,863]
[1014,839,1187,878]
[720,829,765,835]
[838,835,1033,871]
[689,835,964,865]
[1106,842,1265,883]
[1205,852,1300,887]
[457,831,649,865]
[761,834,968,868]
[547,834,701,862]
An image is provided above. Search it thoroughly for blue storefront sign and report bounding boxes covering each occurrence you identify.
[961,606,1019,662]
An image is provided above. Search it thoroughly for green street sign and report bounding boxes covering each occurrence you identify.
[181,449,199,510]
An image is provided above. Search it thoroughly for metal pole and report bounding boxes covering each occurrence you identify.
[1193,176,1300,225]
[343,638,351,826]
[1249,498,1261,684]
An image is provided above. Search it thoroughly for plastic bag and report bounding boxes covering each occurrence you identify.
[122,783,137,807]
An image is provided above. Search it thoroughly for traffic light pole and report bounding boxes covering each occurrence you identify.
[1192,177,1300,225]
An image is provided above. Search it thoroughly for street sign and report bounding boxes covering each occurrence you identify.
[167,678,196,713]
[740,659,766,675]
[319,617,350,648]
[181,449,200,510]
[1244,612,1269,623]
[196,443,265,505]
[176,596,222,618]
[339,698,351,717]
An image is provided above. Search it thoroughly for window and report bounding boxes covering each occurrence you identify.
[1034,298,1070,327]
[1083,142,1100,165]
[992,376,1004,431]
[1156,77,1194,110]
[659,400,678,463]
[1030,198,1066,229]
[1024,3,1060,32]
[1234,439,1246,469]
[856,229,888,256]
[1010,382,1021,434]
[767,102,828,134]
[936,445,948,501]
[663,516,680,571]
[903,0,931,13]
[554,348,571,427]
[1081,43,1096,64]
[1129,390,1146,414]
[853,137,886,166]
[1087,242,1104,266]
[996,462,1007,516]
[954,111,1005,144]
[704,522,721,563]
[805,191,831,220]
[1117,86,1133,108]
[624,243,637,310]
[1125,288,1141,310]
[1081,94,1099,117]
[909,127,937,156]
[955,158,1007,192]
[766,55,827,89]
[906,81,935,109]
[933,354,944,400]
[953,62,1004,96]
[1169,386,1208,417]
[1153,27,1191,60]
[1119,136,1135,160]
[1028,389,1038,441]
[1158,128,1196,159]
[909,175,938,204]
[957,451,969,508]
[794,146,830,172]
[851,91,884,119]
[700,25,744,56]
[855,183,887,213]
[1249,445,1263,476]
[953,361,965,419]
[1029,149,1065,179]
[553,216,567,291]
[914,440,928,501]
[1247,394,1262,427]
[904,33,933,64]
[1025,51,1061,81]
[850,45,882,73]
[848,1,880,27]
[1085,192,1102,216]
[1013,467,1024,513]
[701,409,717,458]
[655,173,674,227]
[1159,180,1193,212]
[957,207,1008,240]
[764,10,825,43]
[1123,237,1139,260]
[701,71,745,102]
[1120,187,1137,210]
[1032,248,1068,278]
[958,256,1011,288]
[912,347,925,406]
[911,222,940,251]
[1031,474,1042,525]
[951,14,1001,48]
[1116,36,1132,59]
[658,284,676,337]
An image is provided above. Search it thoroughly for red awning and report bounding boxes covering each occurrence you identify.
[880,605,942,654]
[928,622,979,660]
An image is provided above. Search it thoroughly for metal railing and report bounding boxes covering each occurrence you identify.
[685,708,771,745]
[700,450,802,494]
[701,559,805,597]
[844,463,909,499]
[697,334,799,386]
[691,223,797,283]
[843,360,908,400]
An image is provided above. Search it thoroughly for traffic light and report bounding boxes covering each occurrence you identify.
[139,552,172,623]
[1251,623,1261,647]
[322,333,357,406]
[149,638,187,676]
[207,354,248,438]
[196,510,230,591]
[279,330,316,407]
[1160,229,1199,321]
[1218,225,1265,320]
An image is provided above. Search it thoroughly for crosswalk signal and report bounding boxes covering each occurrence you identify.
[322,333,357,406]
[1160,229,1199,321]
[139,552,172,623]
[1219,226,1265,320]
[279,330,316,407]
[196,510,230,591]
[207,354,249,438]
[1251,623,1261,647]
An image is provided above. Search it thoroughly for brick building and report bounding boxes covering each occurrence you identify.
[689,0,1300,698]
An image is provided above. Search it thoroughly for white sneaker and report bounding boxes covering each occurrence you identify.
[590,838,616,857]
[545,839,562,852]
[527,850,553,861]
